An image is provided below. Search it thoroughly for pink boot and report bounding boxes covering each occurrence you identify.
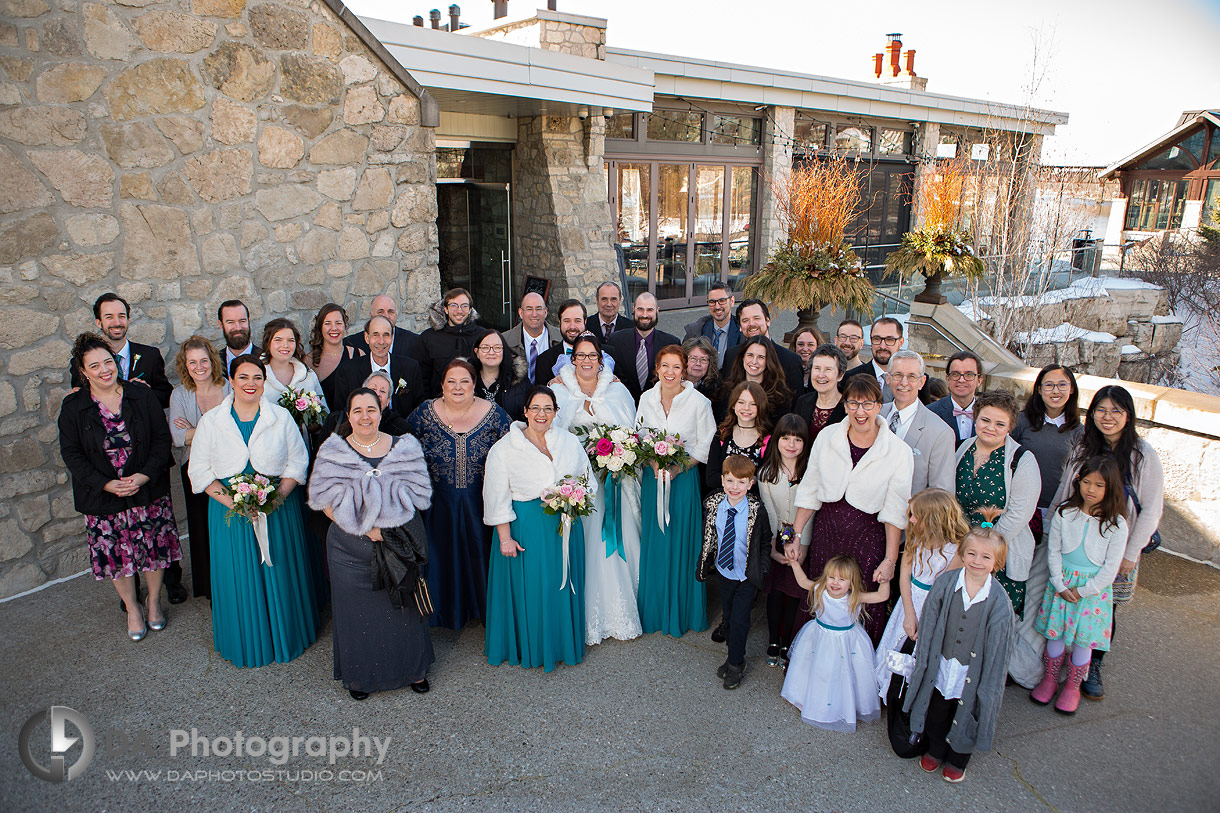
[1030,650,1065,705]
[1055,661,1090,715]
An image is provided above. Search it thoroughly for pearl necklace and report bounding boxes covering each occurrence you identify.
[350,431,383,453]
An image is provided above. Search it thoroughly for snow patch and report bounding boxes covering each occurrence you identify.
[1121,345,1143,355]
[1011,323,1118,345]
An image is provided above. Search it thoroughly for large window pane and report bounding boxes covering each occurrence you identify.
[693,165,725,298]
[615,163,651,301]
[606,113,635,140]
[1138,131,1203,170]
[656,164,690,300]
[648,111,702,143]
[1209,126,1220,167]
[794,118,827,150]
[878,129,910,155]
[834,125,871,153]
[728,166,756,292]
[1125,179,1187,230]
[710,115,761,145]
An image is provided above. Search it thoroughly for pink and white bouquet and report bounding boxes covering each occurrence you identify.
[222,473,281,523]
[574,423,644,480]
[278,386,327,428]
[540,473,594,520]
[637,427,694,472]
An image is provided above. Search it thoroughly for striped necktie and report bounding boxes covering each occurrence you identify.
[635,337,649,389]
[527,339,538,382]
[717,505,738,572]
[889,409,901,434]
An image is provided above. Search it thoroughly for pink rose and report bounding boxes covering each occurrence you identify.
[559,483,574,497]
[296,398,308,411]
[595,438,614,455]
[237,482,252,494]
[571,487,586,501]
[654,441,671,456]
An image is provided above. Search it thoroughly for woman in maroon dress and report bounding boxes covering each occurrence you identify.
[788,376,913,643]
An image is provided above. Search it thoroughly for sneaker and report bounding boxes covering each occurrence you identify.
[919,754,942,773]
[722,663,745,690]
[942,764,966,783]
[710,620,726,644]
[766,644,781,668]
[1081,661,1104,700]
[716,660,730,679]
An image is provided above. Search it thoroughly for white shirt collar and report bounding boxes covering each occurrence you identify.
[954,569,992,610]
[226,342,253,363]
[1045,411,1066,427]
[872,360,887,379]
[370,356,391,375]
[892,399,919,425]
[524,326,546,342]
[954,396,976,413]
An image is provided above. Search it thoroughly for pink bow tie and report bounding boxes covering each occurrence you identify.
[953,406,972,417]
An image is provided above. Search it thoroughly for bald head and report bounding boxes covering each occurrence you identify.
[519,292,547,335]
[370,295,398,326]
[633,292,658,334]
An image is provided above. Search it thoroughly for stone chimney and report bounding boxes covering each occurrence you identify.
[467,7,606,60]
[873,33,927,91]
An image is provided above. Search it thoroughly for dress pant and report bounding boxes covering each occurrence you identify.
[180,460,210,599]
[718,573,757,668]
[923,689,972,769]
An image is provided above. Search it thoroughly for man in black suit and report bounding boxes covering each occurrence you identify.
[683,282,743,366]
[536,299,613,384]
[843,316,904,404]
[343,294,423,363]
[333,316,425,419]
[606,292,681,402]
[73,293,185,606]
[927,349,984,447]
[217,299,262,375]
[721,299,803,397]
[585,281,633,342]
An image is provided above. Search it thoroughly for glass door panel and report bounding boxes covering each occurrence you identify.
[728,166,757,292]
[615,162,651,302]
[436,182,512,331]
[656,163,690,301]
[693,164,725,299]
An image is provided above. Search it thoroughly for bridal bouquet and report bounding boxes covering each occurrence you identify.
[574,423,644,480]
[278,387,327,428]
[541,473,594,593]
[638,428,693,472]
[222,473,282,566]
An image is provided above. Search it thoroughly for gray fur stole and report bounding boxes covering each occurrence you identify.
[308,433,433,537]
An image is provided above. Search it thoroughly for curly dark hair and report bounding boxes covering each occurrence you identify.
[308,303,349,368]
[71,332,113,377]
[721,336,792,416]
[973,389,1020,427]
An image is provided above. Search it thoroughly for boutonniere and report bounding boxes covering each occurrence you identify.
[131,353,141,368]
[395,377,408,394]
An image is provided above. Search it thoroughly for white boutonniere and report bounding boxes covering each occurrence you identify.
[395,377,408,393]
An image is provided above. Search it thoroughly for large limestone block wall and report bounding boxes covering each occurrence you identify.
[0,0,441,597]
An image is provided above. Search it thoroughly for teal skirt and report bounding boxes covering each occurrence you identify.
[638,467,707,637]
[485,499,585,672]
[208,490,320,668]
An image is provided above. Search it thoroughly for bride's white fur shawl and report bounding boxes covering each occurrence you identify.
[308,433,433,536]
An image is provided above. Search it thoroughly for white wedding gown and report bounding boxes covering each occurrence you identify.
[552,367,643,646]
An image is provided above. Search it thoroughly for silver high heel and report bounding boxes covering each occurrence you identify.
[128,604,148,641]
[148,601,167,632]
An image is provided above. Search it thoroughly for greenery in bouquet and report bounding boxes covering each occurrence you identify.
[222,472,281,524]
[540,474,594,519]
[637,427,694,472]
[573,423,644,480]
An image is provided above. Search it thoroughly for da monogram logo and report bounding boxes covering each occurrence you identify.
[18,705,96,783]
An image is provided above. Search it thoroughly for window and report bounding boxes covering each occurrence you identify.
[834,125,871,153]
[794,118,827,150]
[1209,125,1220,167]
[1203,179,1220,228]
[878,129,910,155]
[1137,130,1204,170]
[647,111,703,142]
[606,113,635,140]
[1125,178,1187,230]
[936,135,958,159]
[709,115,761,146]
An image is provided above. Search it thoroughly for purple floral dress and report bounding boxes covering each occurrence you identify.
[84,397,181,580]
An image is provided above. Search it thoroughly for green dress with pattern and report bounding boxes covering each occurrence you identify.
[955,446,1026,614]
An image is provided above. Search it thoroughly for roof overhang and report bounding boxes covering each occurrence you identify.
[605,47,1068,136]
[359,17,655,119]
[1098,110,1220,180]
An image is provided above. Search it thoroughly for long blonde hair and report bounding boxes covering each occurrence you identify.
[806,555,867,623]
[905,488,969,575]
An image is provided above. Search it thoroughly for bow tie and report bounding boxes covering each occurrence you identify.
[952,406,973,417]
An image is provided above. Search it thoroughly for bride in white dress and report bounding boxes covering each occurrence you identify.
[550,333,643,645]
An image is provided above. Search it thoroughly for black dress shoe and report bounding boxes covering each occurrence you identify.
[410,679,430,694]
[710,620,726,644]
[716,660,730,679]
[166,583,189,604]
[349,690,370,700]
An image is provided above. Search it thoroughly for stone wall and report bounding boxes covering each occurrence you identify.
[470,10,606,60]
[0,0,441,597]
[512,113,618,304]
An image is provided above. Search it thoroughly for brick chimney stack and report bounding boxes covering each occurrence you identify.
[873,33,927,91]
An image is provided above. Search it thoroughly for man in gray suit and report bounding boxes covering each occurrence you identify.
[883,350,955,493]
[504,291,561,385]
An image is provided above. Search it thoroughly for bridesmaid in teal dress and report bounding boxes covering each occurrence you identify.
[482,386,597,672]
[188,355,320,668]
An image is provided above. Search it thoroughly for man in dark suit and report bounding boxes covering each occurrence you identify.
[843,316,905,404]
[73,293,185,606]
[586,281,633,342]
[928,350,984,448]
[333,316,425,419]
[536,299,614,384]
[217,299,262,375]
[343,294,423,363]
[506,291,561,385]
[721,299,803,397]
[884,350,956,492]
[606,292,681,402]
[683,281,742,366]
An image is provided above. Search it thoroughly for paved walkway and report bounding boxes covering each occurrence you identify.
[1,547,1217,811]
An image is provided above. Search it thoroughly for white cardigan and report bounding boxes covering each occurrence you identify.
[795,414,913,529]
[483,422,597,526]
[760,477,813,548]
[261,358,323,403]
[188,394,309,493]
[551,366,636,431]
[954,434,1042,581]
[635,381,716,464]
[1047,507,1129,597]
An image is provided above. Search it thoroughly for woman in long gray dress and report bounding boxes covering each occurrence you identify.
[309,388,435,700]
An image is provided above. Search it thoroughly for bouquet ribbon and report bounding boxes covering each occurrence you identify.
[603,475,625,561]
[252,512,273,567]
[558,514,575,594]
[655,467,672,532]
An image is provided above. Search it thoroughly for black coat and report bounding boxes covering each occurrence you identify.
[722,338,804,402]
[419,321,483,395]
[344,326,423,366]
[793,391,847,437]
[585,314,633,343]
[605,328,683,402]
[70,341,172,409]
[332,354,425,420]
[57,384,173,516]
[696,493,772,590]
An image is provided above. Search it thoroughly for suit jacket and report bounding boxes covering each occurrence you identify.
[928,394,976,447]
[885,401,956,493]
[344,326,423,364]
[505,323,562,384]
[606,328,682,402]
[70,341,172,409]
[843,360,894,403]
[586,314,633,343]
[722,338,804,400]
[696,492,772,590]
[332,353,424,420]
[683,315,743,356]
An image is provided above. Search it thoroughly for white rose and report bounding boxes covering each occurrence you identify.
[610,428,628,443]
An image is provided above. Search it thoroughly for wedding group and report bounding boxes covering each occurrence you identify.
[56,280,1163,780]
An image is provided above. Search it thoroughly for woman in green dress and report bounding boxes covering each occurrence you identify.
[188,355,320,668]
[483,386,597,672]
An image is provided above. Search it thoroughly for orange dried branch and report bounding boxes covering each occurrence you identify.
[773,156,863,252]
[920,154,971,231]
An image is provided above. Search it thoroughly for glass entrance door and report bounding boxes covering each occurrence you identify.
[436,181,512,330]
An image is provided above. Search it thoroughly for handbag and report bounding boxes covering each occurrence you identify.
[373,514,434,616]
[1123,480,1161,555]
[885,637,926,759]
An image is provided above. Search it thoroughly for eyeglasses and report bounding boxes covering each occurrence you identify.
[1041,381,1071,391]
[1092,407,1126,418]
[526,405,556,415]
[707,296,732,306]
[572,352,599,361]
[446,302,472,311]
[521,306,545,315]
[889,373,924,383]
[476,345,503,354]
[844,400,879,411]
[835,333,863,342]
[871,336,901,346]
[947,371,980,381]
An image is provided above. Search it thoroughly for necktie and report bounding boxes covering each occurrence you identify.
[528,339,538,382]
[603,321,614,340]
[635,337,649,389]
[717,505,738,572]
[889,409,901,433]
[119,354,129,380]
[714,328,726,364]
[878,371,887,391]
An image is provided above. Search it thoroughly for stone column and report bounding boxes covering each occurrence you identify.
[757,106,795,268]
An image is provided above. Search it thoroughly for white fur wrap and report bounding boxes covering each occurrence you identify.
[308,433,433,537]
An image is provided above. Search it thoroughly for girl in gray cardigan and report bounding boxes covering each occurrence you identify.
[904,527,1015,783]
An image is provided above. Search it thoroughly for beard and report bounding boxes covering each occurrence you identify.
[224,328,251,351]
[873,348,892,366]
[634,315,657,332]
